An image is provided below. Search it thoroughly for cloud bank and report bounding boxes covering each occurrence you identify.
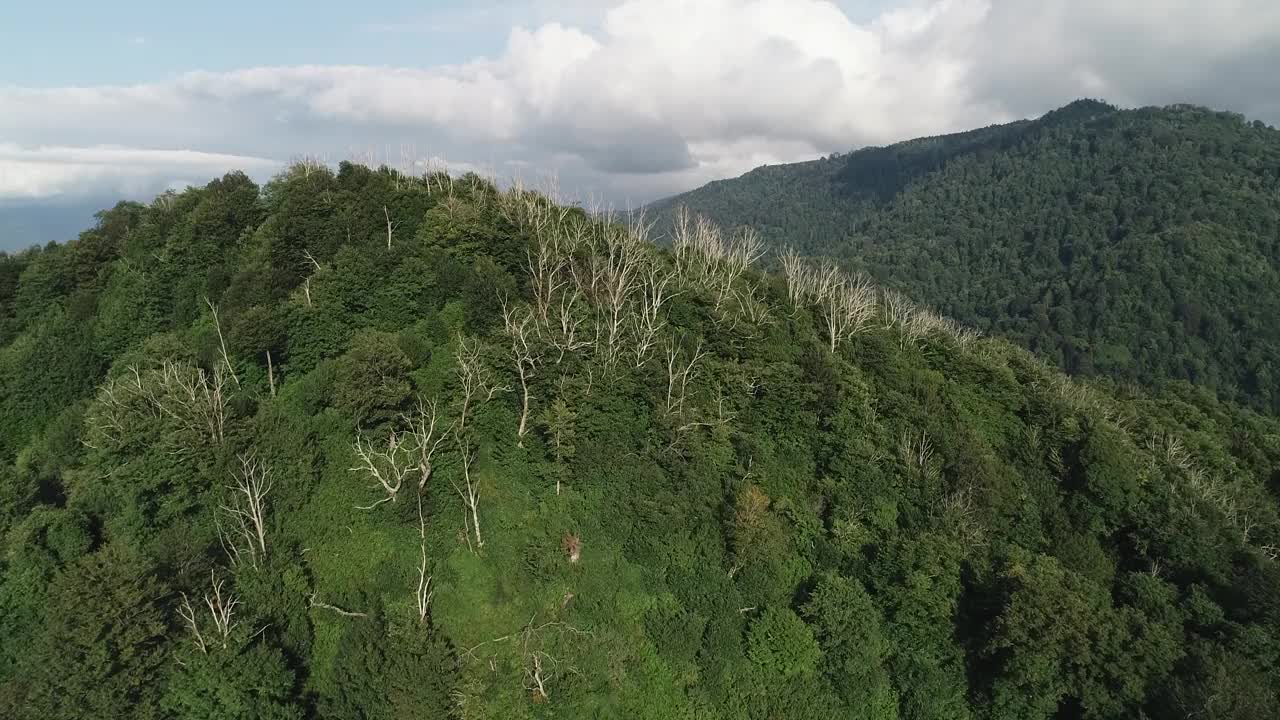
[2,0,1278,204]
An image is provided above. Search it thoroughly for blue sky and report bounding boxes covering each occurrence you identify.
[1,1,514,85]
[1,0,1277,224]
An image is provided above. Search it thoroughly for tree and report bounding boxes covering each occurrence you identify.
[334,330,413,427]
[746,606,821,679]
[162,641,303,720]
[13,543,170,720]
[802,573,898,718]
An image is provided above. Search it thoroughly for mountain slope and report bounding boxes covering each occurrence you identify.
[1,165,1278,719]
[651,101,1280,413]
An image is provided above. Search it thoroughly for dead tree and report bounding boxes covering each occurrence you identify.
[383,205,400,250]
[631,261,677,368]
[452,437,483,550]
[408,397,449,490]
[206,299,241,390]
[178,570,240,653]
[414,492,434,624]
[548,287,593,363]
[780,248,821,308]
[502,302,540,445]
[301,250,321,307]
[351,430,414,509]
[526,232,570,326]
[814,262,876,352]
[219,452,272,569]
[455,334,508,433]
[665,339,708,417]
[594,227,644,370]
[154,361,231,446]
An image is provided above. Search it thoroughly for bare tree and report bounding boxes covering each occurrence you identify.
[455,334,508,433]
[414,493,434,624]
[462,616,593,704]
[351,430,415,509]
[631,261,677,368]
[301,250,321,307]
[526,230,570,326]
[665,339,708,417]
[408,397,449,490]
[780,248,819,307]
[502,302,540,445]
[594,226,645,370]
[814,262,876,352]
[178,570,240,653]
[452,437,483,550]
[383,205,400,250]
[219,452,272,569]
[141,361,232,447]
[206,300,241,390]
[547,287,593,364]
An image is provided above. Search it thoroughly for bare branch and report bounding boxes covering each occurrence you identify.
[219,452,271,569]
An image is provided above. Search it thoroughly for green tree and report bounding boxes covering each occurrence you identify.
[12,543,170,720]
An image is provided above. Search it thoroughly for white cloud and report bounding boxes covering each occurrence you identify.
[2,0,1278,203]
[0,144,279,200]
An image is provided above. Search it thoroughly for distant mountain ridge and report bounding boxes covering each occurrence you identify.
[651,100,1280,412]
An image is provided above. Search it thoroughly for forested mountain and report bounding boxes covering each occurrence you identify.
[1,164,1279,719]
[650,100,1280,413]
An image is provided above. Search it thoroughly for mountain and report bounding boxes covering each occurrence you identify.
[650,100,1280,413]
[2,164,1278,719]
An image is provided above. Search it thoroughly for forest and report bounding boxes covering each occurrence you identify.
[651,100,1280,414]
[0,161,1278,719]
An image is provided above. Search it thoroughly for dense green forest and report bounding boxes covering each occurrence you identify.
[1,163,1279,719]
[650,100,1280,413]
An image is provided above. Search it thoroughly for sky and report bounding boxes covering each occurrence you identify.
[2,0,1279,213]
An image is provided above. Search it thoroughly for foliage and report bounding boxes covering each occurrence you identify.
[0,160,1277,719]
[652,100,1280,413]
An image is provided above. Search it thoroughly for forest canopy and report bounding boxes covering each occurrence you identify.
[1,160,1278,719]
[651,100,1280,414]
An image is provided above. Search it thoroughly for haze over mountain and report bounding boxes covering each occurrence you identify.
[1,162,1278,719]
[653,100,1280,413]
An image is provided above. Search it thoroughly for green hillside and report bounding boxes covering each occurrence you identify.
[651,100,1280,413]
[1,164,1278,719]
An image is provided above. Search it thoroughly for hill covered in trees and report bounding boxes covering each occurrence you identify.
[1,164,1279,719]
[650,100,1280,413]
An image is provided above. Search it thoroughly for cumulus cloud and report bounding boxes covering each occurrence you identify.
[1,0,1277,203]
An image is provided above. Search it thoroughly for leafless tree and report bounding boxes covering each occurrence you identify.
[665,339,708,417]
[502,301,540,445]
[452,437,483,550]
[219,452,272,569]
[814,262,876,351]
[383,205,400,250]
[307,593,368,619]
[526,230,570,326]
[455,334,508,433]
[462,616,593,704]
[206,299,240,390]
[351,430,415,509]
[594,226,645,370]
[414,493,434,624]
[408,397,449,490]
[631,261,677,368]
[547,287,594,363]
[780,248,819,307]
[178,570,240,653]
